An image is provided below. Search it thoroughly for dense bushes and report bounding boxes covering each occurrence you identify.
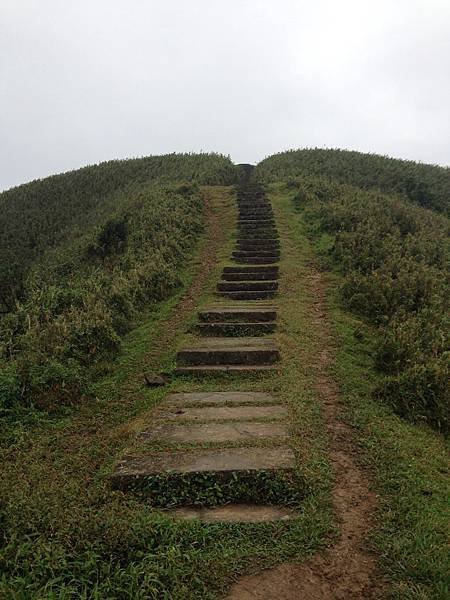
[287,176,449,432]
[0,183,204,414]
[0,152,236,311]
[256,148,450,215]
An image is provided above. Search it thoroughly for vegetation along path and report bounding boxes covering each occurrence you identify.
[1,153,448,599]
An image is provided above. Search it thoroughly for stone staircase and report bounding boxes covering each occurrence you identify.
[111,176,300,520]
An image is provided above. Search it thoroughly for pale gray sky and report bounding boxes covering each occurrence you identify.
[1,0,449,190]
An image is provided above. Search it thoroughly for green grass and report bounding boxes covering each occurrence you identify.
[0,185,333,599]
[274,183,450,599]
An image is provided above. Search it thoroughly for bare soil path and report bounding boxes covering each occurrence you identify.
[226,198,385,599]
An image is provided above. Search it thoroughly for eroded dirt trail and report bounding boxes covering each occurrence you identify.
[227,265,384,599]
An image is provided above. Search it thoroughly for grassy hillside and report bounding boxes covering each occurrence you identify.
[0,153,236,416]
[271,174,449,432]
[0,153,235,312]
[256,148,450,215]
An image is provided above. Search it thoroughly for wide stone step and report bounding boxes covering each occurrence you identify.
[232,250,280,259]
[163,391,278,406]
[221,270,278,281]
[218,289,277,299]
[223,266,279,274]
[217,280,278,292]
[198,306,277,322]
[138,421,288,444]
[237,238,280,246]
[238,218,275,224]
[111,447,295,494]
[175,364,277,375]
[233,256,279,265]
[237,232,279,240]
[177,337,280,366]
[155,403,287,422]
[239,209,273,216]
[197,321,276,336]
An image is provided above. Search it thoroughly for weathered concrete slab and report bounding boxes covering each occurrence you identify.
[196,321,276,336]
[170,504,298,523]
[198,306,277,322]
[218,289,277,299]
[174,364,278,375]
[156,404,287,422]
[111,446,296,488]
[221,270,278,281]
[139,421,288,444]
[217,280,278,292]
[164,391,277,406]
[223,265,279,274]
[177,336,280,365]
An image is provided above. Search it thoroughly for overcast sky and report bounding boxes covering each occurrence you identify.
[1,0,449,191]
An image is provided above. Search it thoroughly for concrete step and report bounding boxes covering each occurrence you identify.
[176,337,280,366]
[232,250,280,259]
[198,306,277,322]
[237,238,280,246]
[218,289,277,299]
[217,280,278,292]
[221,270,278,281]
[155,403,287,422]
[111,447,295,493]
[197,321,276,336]
[237,232,279,240]
[138,421,288,444]
[223,266,279,274]
[163,391,279,406]
[175,364,277,375]
[233,256,279,265]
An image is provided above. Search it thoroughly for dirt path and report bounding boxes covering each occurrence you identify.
[227,264,384,599]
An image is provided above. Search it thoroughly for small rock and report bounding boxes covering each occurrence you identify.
[143,373,170,388]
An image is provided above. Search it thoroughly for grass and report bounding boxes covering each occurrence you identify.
[273,182,450,599]
[0,184,333,599]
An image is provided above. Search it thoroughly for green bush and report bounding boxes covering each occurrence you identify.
[0,181,206,414]
[284,174,449,432]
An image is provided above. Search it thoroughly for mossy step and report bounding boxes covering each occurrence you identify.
[221,271,278,281]
[174,364,278,375]
[198,306,277,322]
[217,280,278,292]
[164,392,278,407]
[155,404,286,422]
[176,337,280,366]
[233,256,279,265]
[236,239,280,246]
[232,250,280,259]
[138,421,288,444]
[218,289,277,299]
[196,321,276,336]
[223,265,279,274]
[171,505,298,523]
[111,446,294,487]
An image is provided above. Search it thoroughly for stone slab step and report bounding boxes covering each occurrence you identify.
[217,280,278,292]
[196,321,276,336]
[164,391,278,407]
[238,219,275,226]
[177,337,280,366]
[139,421,288,444]
[223,266,279,274]
[237,239,280,246]
[154,404,287,423]
[218,289,277,299]
[174,364,278,375]
[233,256,279,265]
[232,250,280,259]
[237,233,279,240]
[111,446,295,490]
[198,306,277,322]
[170,504,297,523]
[221,271,278,281]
